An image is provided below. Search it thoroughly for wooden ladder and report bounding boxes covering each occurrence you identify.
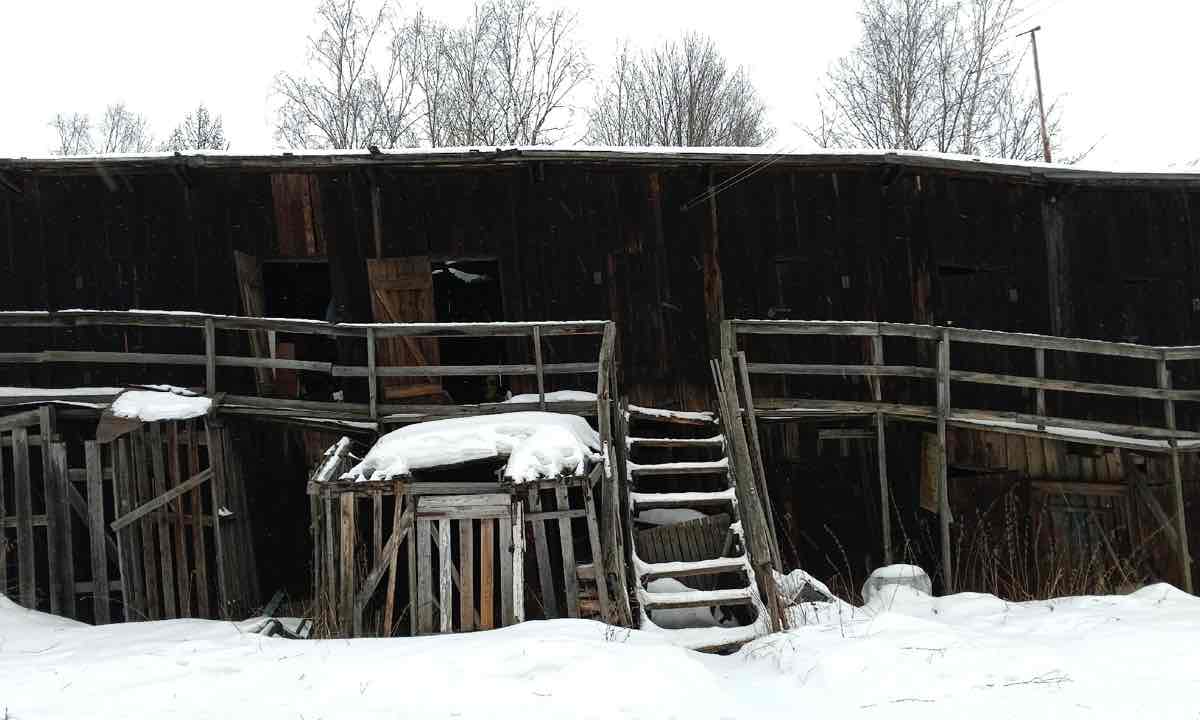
[621,404,770,652]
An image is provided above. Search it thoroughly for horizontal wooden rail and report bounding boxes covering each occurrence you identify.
[748,362,936,379]
[0,310,608,338]
[949,369,1200,402]
[332,362,599,378]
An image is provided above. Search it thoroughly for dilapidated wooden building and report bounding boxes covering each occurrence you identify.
[0,148,1197,637]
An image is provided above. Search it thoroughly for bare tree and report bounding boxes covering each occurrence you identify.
[49,104,153,155]
[486,0,590,144]
[162,105,230,151]
[96,104,154,153]
[587,33,773,147]
[274,0,420,149]
[50,113,93,155]
[814,0,1065,161]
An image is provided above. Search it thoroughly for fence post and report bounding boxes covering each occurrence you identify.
[1157,353,1193,594]
[1035,347,1046,430]
[204,319,216,395]
[533,326,546,409]
[367,327,378,420]
[871,333,893,565]
[936,328,953,593]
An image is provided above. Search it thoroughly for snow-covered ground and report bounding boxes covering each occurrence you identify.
[2,581,1198,719]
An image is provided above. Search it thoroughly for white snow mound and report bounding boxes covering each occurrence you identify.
[344,411,600,483]
[110,387,211,422]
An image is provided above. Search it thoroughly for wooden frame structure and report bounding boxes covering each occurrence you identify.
[306,447,616,637]
[728,319,1199,594]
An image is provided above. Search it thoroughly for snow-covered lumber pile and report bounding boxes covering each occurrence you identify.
[341,411,601,483]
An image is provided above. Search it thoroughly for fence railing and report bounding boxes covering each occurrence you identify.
[726,318,1196,594]
[0,310,614,425]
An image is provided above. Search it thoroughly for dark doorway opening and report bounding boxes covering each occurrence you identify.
[432,259,507,403]
[262,260,338,401]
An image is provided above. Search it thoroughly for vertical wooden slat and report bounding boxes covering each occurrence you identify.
[936,330,953,593]
[555,486,579,618]
[339,493,355,636]
[188,423,210,618]
[459,518,475,631]
[438,518,452,633]
[499,514,513,625]
[479,519,495,630]
[133,430,162,620]
[116,437,145,620]
[511,500,525,624]
[1158,355,1193,594]
[85,442,109,624]
[408,509,418,636]
[372,493,383,562]
[39,408,63,615]
[310,494,321,614]
[206,421,232,619]
[382,493,408,636]
[13,427,35,609]
[168,423,191,617]
[50,442,74,617]
[527,489,557,618]
[148,423,177,618]
[581,477,612,623]
[323,496,335,619]
[417,518,433,634]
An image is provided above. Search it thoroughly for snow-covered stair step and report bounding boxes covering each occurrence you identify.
[626,404,717,426]
[638,555,748,582]
[630,488,736,510]
[628,459,729,477]
[638,586,754,610]
[627,435,724,449]
[651,623,765,653]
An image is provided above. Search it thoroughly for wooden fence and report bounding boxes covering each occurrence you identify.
[727,319,1200,594]
[0,310,613,425]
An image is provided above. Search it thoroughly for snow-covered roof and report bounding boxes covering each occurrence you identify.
[6,146,1200,185]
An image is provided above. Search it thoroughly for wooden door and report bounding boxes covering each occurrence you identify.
[366,257,442,401]
[233,251,275,395]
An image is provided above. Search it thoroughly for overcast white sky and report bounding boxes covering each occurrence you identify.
[1,0,1196,167]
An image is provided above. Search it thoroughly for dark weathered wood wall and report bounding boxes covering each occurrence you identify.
[2,157,1199,411]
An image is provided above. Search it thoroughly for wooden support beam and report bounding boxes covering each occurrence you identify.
[533,326,546,410]
[511,499,525,624]
[527,489,558,618]
[871,334,893,565]
[438,518,452,633]
[339,493,356,636]
[148,424,176,618]
[13,427,35,609]
[50,441,74,617]
[110,469,212,532]
[936,330,953,593]
[581,475,612,624]
[1158,356,1193,594]
[555,486,579,619]
[480,518,495,629]
[204,319,216,395]
[736,351,781,570]
[85,442,109,624]
[367,327,378,420]
[460,517,475,631]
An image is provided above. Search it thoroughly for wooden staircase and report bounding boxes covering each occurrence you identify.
[622,404,770,652]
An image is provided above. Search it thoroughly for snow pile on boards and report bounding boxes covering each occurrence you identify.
[110,386,211,421]
[343,411,600,482]
[504,389,597,404]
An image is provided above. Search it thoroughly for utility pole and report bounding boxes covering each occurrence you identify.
[1019,25,1052,163]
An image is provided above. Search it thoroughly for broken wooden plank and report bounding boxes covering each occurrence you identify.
[109,469,213,532]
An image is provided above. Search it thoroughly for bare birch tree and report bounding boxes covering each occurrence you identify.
[50,113,93,155]
[49,104,153,155]
[814,0,1065,161]
[587,33,773,147]
[274,0,421,149]
[162,105,230,151]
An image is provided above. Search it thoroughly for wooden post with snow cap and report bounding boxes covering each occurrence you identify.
[1157,353,1193,594]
